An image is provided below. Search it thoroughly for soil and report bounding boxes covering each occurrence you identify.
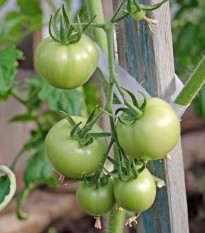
[42,215,99,233]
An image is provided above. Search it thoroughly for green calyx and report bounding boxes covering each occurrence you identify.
[60,110,111,146]
[127,0,168,19]
[115,88,147,124]
[49,4,96,45]
[105,157,146,182]
[69,172,111,190]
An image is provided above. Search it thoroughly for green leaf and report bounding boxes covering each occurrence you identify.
[0,90,10,103]
[9,114,37,122]
[0,45,23,93]
[17,0,41,16]
[15,141,58,219]
[26,75,85,115]
[0,12,28,44]
[0,10,42,44]
[0,166,16,211]
[24,143,58,187]
[84,81,101,114]
[174,23,199,67]
[0,0,7,8]
[0,175,10,204]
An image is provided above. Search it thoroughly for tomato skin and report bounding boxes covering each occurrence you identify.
[45,117,107,178]
[114,168,156,213]
[76,180,115,216]
[35,34,99,89]
[116,98,180,161]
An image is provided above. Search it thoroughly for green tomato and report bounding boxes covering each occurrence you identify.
[35,34,99,89]
[45,116,107,178]
[130,5,145,21]
[76,180,115,216]
[131,9,146,20]
[116,98,180,161]
[114,168,156,213]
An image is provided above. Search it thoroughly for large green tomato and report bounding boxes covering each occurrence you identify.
[35,34,99,89]
[76,180,115,216]
[116,98,180,161]
[114,168,156,213]
[45,117,107,178]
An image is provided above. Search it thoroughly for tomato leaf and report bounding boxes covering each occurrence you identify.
[17,0,41,16]
[0,7,42,44]
[0,45,23,94]
[15,142,58,220]
[0,0,7,8]
[26,75,85,115]
[0,166,16,211]
[9,114,37,122]
[0,175,10,204]
[24,143,58,187]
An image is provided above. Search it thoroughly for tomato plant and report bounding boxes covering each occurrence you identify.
[35,34,99,90]
[45,116,107,178]
[76,180,115,216]
[116,98,180,161]
[3,1,202,232]
[114,168,156,213]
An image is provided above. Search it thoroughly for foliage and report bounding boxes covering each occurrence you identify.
[0,166,16,211]
[172,0,205,116]
[0,175,10,204]
[0,0,42,45]
[0,45,23,101]
[0,0,96,215]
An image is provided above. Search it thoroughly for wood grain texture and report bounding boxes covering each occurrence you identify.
[112,0,189,232]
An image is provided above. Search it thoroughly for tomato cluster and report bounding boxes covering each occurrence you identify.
[44,107,179,223]
[37,4,181,229]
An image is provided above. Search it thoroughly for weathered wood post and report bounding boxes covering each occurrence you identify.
[113,0,189,232]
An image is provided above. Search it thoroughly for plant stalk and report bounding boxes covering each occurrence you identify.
[86,1,126,232]
[85,0,108,54]
[105,24,143,118]
[174,55,205,106]
[107,205,126,233]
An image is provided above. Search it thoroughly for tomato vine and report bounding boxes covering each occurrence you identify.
[31,0,205,230]
[1,0,205,232]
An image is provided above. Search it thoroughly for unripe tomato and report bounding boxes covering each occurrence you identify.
[131,9,145,20]
[35,34,99,89]
[76,180,115,216]
[116,98,180,161]
[45,117,107,178]
[114,168,156,213]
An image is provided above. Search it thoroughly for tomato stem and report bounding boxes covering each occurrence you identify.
[105,24,143,118]
[107,205,126,233]
[152,175,166,188]
[85,0,108,54]
[174,55,205,106]
[111,0,127,23]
